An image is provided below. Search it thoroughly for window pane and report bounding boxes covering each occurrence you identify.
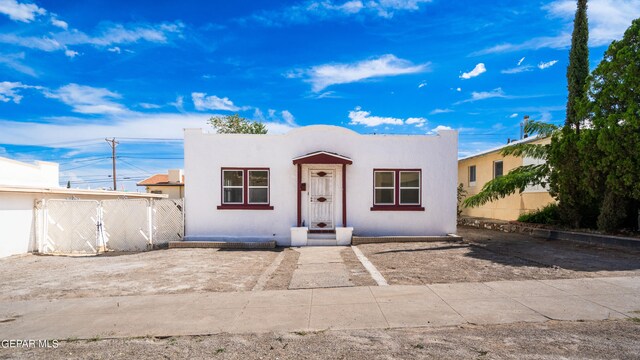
[469,166,476,182]
[400,172,419,187]
[400,189,420,204]
[223,171,243,186]
[249,188,268,203]
[494,161,503,178]
[249,170,268,186]
[223,188,243,203]
[375,189,394,204]
[375,172,394,187]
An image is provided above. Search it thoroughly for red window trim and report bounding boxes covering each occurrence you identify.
[218,167,273,210]
[371,168,424,211]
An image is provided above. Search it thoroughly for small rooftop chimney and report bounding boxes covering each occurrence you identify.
[168,169,183,184]
[520,115,530,139]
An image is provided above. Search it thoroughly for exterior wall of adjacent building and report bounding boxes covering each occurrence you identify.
[184,125,458,245]
[0,157,59,188]
[458,137,554,221]
[144,185,184,199]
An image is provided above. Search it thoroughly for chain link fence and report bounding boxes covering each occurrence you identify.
[37,198,183,255]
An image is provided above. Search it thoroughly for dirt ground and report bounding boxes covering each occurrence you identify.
[358,226,640,285]
[340,247,378,287]
[3,320,639,359]
[262,248,300,291]
[0,248,281,301]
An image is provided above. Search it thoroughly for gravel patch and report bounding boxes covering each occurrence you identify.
[0,248,280,301]
[358,227,640,285]
[3,320,639,359]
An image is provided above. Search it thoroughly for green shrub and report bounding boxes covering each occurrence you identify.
[518,204,560,224]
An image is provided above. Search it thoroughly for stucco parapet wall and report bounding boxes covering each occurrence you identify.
[352,234,463,245]
[0,186,167,198]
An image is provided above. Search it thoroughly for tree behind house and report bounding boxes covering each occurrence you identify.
[583,18,640,231]
[208,114,268,134]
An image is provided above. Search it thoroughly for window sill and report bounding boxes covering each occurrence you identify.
[370,205,425,211]
[217,204,274,210]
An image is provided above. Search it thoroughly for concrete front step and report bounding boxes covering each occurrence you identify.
[306,239,338,246]
[168,241,276,249]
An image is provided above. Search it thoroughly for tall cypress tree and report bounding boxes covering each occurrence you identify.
[566,0,589,131]
[549,0,592,227]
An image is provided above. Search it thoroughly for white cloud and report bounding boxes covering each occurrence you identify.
[0,21,184,56]
[460,63,486,79]
[59,22,184,47]
[0,112,299,146]
[546,0,640,47]
[281,110,296,126]
[0,0,45,22]
[456,87,461,92]
[476,0,640,55]
[517,57,525,66]
[243,0,432,26]
[348,106,426,127]
[501,65,534,74]
[302,54,429,92]
[430,108,453,115]
[0,81,30,103]
[44,83,129,114]
[139,102,161,109]
[107,46,121,53]
[0,34,62,51]
[170,96,184,111]
[457,88,507,104]
[0,52,36,76]
[509,113,519,118]
[64,49,79,58]
[192,92,246,112]
[405,117,426,127]
[427,125,453,134]
[51,16,68,30]
[538,60,558,69]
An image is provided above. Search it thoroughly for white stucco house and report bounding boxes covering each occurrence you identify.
[184,125,458,246]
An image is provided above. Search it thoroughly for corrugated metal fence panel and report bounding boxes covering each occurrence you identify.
[43,200,100,255]
[102,199,151,252]
[152,199,184,245]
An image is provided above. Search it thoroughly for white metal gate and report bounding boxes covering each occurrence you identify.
[37,198,184,255]
[43,200,101,255]
[102,199,151,252]
[152,199,184,246]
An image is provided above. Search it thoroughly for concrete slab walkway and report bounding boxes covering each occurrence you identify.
[1,276,639,340]
[289,247,354,289]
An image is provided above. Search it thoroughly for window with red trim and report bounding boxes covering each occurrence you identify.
[371,169,424,211]
[217,168,273,210]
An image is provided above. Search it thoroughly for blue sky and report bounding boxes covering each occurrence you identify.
[0,0,638,190]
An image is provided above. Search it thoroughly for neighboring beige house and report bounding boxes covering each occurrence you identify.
[137,169,184,199]
[458,136,555,221]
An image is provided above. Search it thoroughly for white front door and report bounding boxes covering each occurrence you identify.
[308,169,334,230]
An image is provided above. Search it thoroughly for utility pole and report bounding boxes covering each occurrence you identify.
[105,138,119,190]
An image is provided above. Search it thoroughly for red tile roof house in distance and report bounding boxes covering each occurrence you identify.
[137,170,185,199]
[183,125,458,246]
